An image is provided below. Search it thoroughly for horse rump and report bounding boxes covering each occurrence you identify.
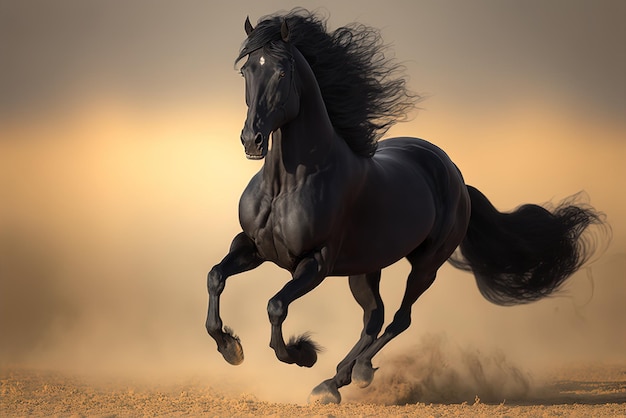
[449,185,609,306]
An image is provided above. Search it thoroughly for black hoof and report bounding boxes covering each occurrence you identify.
[309,379,341,404]
[218,327,244,365]
[287,334,322,368]
[352,359,377,388]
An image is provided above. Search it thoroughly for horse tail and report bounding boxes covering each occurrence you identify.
[448,185,608,306]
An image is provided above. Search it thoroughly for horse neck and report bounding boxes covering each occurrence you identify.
[264,48,340,189]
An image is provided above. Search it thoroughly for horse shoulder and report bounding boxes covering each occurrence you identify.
[238,173,270,238]
[273,170,345,252]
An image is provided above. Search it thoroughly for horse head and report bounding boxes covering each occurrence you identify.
[238,19,299,160]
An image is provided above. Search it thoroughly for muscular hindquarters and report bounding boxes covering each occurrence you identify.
[331,137,469,276]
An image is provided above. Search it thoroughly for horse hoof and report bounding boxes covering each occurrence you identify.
[352,359,377,388]
[308,379,341,404]
[219,328,244,365]
[287,334,321,368]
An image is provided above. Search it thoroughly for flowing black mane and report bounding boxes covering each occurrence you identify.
[236,9,418,157]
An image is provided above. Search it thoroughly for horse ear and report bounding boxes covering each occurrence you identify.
[245,16,254,35]
[281,19,290,42]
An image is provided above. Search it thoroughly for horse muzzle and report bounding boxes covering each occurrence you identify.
[241,131,268,160]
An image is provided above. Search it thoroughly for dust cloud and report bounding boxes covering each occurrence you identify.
[345,333,531,405]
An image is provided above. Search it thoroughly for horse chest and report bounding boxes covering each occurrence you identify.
[240,188,331,269]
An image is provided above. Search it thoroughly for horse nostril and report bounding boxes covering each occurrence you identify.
[254,133,263,145]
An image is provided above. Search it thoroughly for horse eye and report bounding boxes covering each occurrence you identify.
[279,71,286,78]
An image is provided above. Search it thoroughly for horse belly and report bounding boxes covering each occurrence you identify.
[332,183,437,275]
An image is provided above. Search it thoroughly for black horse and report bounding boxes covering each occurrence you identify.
[206,10,604,404]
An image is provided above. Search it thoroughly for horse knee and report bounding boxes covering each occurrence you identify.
[267,298,287,325]
[207,267,224,295]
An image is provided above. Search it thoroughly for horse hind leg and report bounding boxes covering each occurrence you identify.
[351,259,438,389]
[309,271,384,404]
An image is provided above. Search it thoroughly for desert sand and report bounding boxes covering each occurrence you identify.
[2,362,625,417]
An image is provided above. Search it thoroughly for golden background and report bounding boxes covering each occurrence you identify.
[1,1,624,402]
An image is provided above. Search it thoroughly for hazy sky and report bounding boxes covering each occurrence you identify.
[1,0,625,403]
[1,1,624,119]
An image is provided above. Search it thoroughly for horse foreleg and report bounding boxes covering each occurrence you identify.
[206,232,263,365]
[267,254,326,368]
[309,271,384,404]
[351,267,437,388]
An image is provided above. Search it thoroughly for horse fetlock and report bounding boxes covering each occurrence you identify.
[287,346,317,368]
[286,334,320,367]
[333,361,354,387]
[205,309,224,336]
[205,318,221,336]
[273,349,296,365]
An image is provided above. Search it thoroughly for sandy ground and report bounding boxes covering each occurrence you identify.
[2,364,625,417]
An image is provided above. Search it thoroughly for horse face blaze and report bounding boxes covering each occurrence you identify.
[240,49,296,159]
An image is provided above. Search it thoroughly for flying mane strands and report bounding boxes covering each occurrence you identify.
[236,8,419,157]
